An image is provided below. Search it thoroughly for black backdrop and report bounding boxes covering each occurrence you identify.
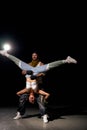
[0,6,86,107]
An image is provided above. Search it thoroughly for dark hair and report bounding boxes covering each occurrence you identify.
[32,52,39,59]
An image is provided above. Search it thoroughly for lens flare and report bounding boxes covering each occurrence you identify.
[3,43,11,51]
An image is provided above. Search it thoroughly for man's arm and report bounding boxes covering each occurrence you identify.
[36,72,45,77]
[22,70,27,75]
[36,62,46,77]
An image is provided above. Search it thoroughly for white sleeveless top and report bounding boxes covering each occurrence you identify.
[25,62,41,90]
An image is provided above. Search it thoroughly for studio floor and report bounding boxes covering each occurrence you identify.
[0,105,87,130]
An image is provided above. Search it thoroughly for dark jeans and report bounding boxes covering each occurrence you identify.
[17,93,46,116]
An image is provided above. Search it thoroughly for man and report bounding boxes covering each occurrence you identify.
[22,52,46,106]
[13,87,49,123]
[14,52,49,123]
[22,52,45,89]
[19,52,48,122]
[0,50,77,123]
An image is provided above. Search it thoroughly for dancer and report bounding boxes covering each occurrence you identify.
[17,68,50,103]
[22,52,45,76]
[14,69,50,123]
[13,68,50,123]
[0,50,77,123]
[16,52,50,122]
[13,91,49,123]
[22,52,46,89]
[13,84,50,123]
[21,52,48,117]
[0,50,77,76]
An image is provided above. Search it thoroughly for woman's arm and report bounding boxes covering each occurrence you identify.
[16,88,29,96]
[38,90,50,100]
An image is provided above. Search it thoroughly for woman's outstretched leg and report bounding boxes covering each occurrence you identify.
[0,50,77,74]
[0,50,33,70]
[33,56,77,73]
[47,56,77,70]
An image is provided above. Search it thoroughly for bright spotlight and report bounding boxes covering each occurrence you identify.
[3,43,11,51]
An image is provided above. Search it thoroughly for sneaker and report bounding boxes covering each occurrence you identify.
[66,56,77,64]
[43,114,48,123]
[0,50,8,57]
[13,112,22,120]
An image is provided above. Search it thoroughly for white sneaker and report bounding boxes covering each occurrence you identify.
[13,112,22,120]
[43,114,48,123]
[66,56,77,64]
[0,50,8,57]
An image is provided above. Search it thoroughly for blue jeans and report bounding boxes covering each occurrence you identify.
[20,60,64,75]
[20,61,48,75]
[8,54,64,76]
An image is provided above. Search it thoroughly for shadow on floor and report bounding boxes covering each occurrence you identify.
[22,113,40,119]
[46,105,87,121]
[22,105,87,121]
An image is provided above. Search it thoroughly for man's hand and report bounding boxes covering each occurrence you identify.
[37,73,45,77]
[22,70,27,75]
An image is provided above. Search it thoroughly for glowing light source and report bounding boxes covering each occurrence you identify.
[3,43,11,51]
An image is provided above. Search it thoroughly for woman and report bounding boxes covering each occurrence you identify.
[0,50,77,122]
[16,70,50,104]
[0,50,77,76]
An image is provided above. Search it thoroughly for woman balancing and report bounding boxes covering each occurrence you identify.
[0,50,77,76]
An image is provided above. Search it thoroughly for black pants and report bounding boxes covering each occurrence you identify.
[17,93,46,116]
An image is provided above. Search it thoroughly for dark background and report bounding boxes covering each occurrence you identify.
[0,3,86,108]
